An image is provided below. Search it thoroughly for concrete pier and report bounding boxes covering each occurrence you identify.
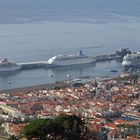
[18,53,118,70]
[18,61,52,69]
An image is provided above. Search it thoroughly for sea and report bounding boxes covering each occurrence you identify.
[0,0,140,90]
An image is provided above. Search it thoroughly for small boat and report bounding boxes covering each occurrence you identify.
[49,74,53,77]
[66,74,71,77]
[8,81,12,84]
[110,70,118,72]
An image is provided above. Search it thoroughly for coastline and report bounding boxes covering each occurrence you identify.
[0,75,92,93]
[0,81,71,93]
[1,73,139,94]
[0,75,120,94]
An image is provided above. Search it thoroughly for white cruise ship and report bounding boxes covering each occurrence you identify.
[122,51,140,68]
[48,51,96,66]
[0,58,21,72]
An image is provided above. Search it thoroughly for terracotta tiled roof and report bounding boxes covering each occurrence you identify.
[105,123,117,129]
[114,119,130,125]
[126,136,138,140]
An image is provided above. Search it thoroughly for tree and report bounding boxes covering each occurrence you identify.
[8,135,18,140]
[55,113,83,140]
[23,118,62,140]
[22,113,97,140]
[117,124,140,138]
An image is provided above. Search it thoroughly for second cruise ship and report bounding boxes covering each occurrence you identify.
[122,51,140,68]
[47,51,96,66]
[0,58,21,72]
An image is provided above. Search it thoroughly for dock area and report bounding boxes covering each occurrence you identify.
[95,53,116,61]
[16,48,130,70]
[18,53,118,70]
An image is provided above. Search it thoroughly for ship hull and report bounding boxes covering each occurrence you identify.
[52,62,95,67]
[51,57,95,67]
[0,66,21,72]
[122,60,133,67]
[122,60,140,68]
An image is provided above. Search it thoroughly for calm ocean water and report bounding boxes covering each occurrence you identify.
[0,0,140,90]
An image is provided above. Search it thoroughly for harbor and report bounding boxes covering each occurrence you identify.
[0,1,140,139]
[18,54,116,70]
[0,48,132,91]
[0,59,123,91]
[17,48,128,70]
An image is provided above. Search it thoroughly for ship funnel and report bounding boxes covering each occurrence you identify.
[78,50,84,56]
[2,58,8,62]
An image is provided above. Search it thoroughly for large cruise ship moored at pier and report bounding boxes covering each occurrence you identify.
[0,58,21,72]
[47,51,96,66]
[122,51,140,68]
